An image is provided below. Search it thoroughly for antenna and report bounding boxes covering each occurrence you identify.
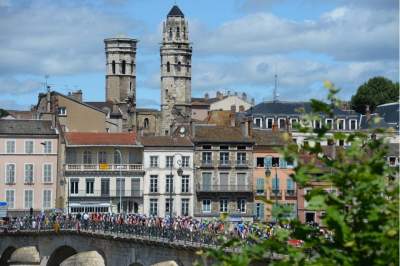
[273,73,278,102]
[44,75,50,92]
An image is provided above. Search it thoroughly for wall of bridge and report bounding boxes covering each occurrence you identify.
[0,231,201,266]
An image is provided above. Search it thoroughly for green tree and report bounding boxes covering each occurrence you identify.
[0,109,9,118]
[351,76,399,114]
[203,82,399,266]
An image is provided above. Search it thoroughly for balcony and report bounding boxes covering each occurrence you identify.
[196,184,253,193]
[69,190,143,198]
[200,160,213,168]
[218,160,231,168]
[235,160,249,168]
[270,189,283,199]
[285,189,297,198]
[65,164,143,172]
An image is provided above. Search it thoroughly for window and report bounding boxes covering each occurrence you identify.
[150,156,158,167]
[143,118,149,128]
[256,157,264,167]
[101,179,110,196]
[5,164,15,184]
[237,173,247,188]
[24,164,34,184]
[255,203,264,220]
[131,178,140,197]
[286,177,295,195]
[176,27,180,38]
[177,61,181,72]
[86,179,94,194]
[150,175,158,193]
[43,164,52,183]
[237,152,246,165]
[290,118,298,129]
[114,150,122,164]
[219,198,228,212]
[181,175,189,193]
[181,156,190,167]
[202,199,211,213]
[305,212,315,223]
[278,118,286,129]
[121,60,126,74]
[25,140,34,154]
[202,152,212,165]
[256,178,265,194]
[349,119,357,130]
[66,150,77,164]
[57,107,67,116]
[116,178,125,196]
[168,28,172,39]
[70,179,79,195]
[339,139,345,146]
[43,141,52,154]
[314,120,321,129]
[112,60,116,74]
[166,156,174,168]
[98,151,107,164]
[24,190,33,209]
[272,157,280,167]
[165,199,173,215]
[181,199,189,216]
[131,60,134,74]
[43,190,51,209]
[266,118,274,129]
[254,118,262,128]
[202,172,212,191]
[128,151,137,164]
[272,176,280,194]
[337,119,345,130]
[203,145,211,150]
[166,175,174,193]
[219,173,229,189]
[389,157,397,166]
[6,140,15,154]
[6,190,15,209]
[83,150,92,164]
[149,199,158,216]
[220,152,229,165]
[325,119,333,129]
[237,198,246,213]
[264,156,272,168]
[166,62,170,72]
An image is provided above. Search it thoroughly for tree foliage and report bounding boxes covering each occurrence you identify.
[351,76,399,114]
[203,82,399,266]
[0,108,9,118]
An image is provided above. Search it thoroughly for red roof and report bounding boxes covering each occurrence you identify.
[65,132,137,146]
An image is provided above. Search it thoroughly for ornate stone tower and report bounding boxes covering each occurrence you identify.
[105,38,137,103]
[160,5,192,135]
[105,38,138,131]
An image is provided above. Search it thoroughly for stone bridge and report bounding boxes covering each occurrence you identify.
[0,230,209,266]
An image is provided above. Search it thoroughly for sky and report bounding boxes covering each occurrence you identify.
[0,0,398,110]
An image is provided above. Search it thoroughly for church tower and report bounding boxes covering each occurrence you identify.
[160,5,192,135]
[105,38,137,103]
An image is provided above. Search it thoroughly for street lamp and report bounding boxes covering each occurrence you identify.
[115,149,123,214]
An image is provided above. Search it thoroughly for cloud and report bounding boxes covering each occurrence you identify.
[191,6,398,62]
[0,99,30,110]
[0,0,141,76]
[0,77,42,95]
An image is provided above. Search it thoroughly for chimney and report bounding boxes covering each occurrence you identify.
[112,103,119,114]
[242,92,247,101]
[239,105,245,112]
[204,93,209,100]
[240,122,249,137]
[192,123,196,138]
[234,91,238,96]
[251,98,255,105]
[230,105,236,127]
[69,90,83,102]
[247,118,252,137]
[216,91,223,100]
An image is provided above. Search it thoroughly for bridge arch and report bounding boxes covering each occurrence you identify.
[47,245,77,266]
[0,246,16,266]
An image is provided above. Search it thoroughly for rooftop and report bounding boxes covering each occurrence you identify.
[139,136,193,147]
[65,132,138,146]
[252,129,286,147]
[167,5,184,18]
[0,120,56,135]
[193,125,252,143]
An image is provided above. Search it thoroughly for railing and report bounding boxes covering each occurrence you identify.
[70,190,143,197]
[270,190,282,198]
[218,160,231,167]
[201,160,213,167]
[196,184,253,192]
[65,164,143,171]
[235,160,249,167]
[285,190,296,197]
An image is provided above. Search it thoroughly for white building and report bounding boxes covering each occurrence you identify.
[141,136,194,217]
[64,132,144,214]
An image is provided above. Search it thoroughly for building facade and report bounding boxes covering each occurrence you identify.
[64,132,144,213]
[193,124,254,222]
[160,5,192,135]
[0,120,58,216]
[141,136,194,217]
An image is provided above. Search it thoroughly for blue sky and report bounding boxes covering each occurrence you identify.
[0,0,398,110]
